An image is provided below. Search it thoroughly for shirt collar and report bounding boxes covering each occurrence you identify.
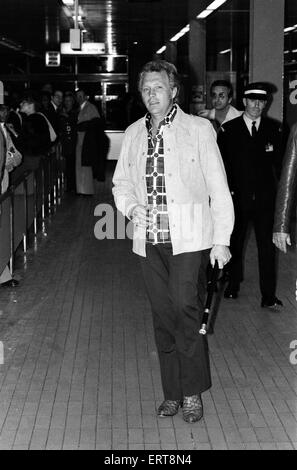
[145,104,177,133]
[243,113,261,128]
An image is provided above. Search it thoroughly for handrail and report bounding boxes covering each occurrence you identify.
[0,170,31,203]
[0,148,65,277]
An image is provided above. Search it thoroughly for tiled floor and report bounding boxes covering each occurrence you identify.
[0,163,297,450]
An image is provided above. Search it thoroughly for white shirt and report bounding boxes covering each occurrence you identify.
[243,114,261,135]
[51,100,58,111]
[209,105,243,125]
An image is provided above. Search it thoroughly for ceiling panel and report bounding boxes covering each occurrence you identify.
[0,0,190,59]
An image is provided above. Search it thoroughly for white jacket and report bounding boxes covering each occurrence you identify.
[112,105,234,257]
[204,105,243,125]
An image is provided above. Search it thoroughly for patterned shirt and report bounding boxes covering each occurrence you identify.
[145,104,177,244]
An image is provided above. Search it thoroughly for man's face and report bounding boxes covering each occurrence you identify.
[140,71,177,120]
[76,91,86,106]
[0,106,9,122]
[53,91,63,107]
[211,86,231,111]
[243,97,266,120]
[20,100,33,115]
[64,96,74,110]
[41,94,50,108]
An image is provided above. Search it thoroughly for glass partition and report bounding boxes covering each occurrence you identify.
[205,0,250,110]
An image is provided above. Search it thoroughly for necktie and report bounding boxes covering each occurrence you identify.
[252,121,257,138]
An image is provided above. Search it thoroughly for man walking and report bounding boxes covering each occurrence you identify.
[113,60,234,423]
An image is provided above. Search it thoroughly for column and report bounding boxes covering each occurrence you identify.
[249,0,285,121]
[165,42,177,65]
[188,18,206,114]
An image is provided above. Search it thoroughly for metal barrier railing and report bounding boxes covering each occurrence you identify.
[0,146,65,277]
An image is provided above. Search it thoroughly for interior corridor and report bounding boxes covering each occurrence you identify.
[0,163,297,450]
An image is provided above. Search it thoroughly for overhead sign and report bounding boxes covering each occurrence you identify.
[45,51,61,67]
[61,42,106,55]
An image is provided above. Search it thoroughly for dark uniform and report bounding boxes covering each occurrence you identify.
[218,83,284,307]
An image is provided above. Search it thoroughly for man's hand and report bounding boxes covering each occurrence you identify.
[131,204,149,228]
[272,232,291,253]
[210,245,231,269]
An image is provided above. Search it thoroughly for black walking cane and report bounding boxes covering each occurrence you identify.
[199,260,220,335]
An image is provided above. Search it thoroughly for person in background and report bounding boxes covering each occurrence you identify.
[198,80,242,133]
[51,90,63,113]
[59,92,78,192]
[41,83,54,96]
[0,103,22,288]
[20,96,51,157]
[7,91,23,136]
[113,60,234,423]
[75,89,109,194]
[0,100,24,155]
[218,82,283,308]
[41,90,59,135]
[273,122,297,253]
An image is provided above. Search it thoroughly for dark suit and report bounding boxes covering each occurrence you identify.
[42,102,59,134]
[218,115,283,301]
[22,113,51,156]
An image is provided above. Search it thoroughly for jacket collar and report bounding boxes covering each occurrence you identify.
[140,104,191,136]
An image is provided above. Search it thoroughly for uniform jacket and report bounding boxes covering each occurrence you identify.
[273,122,297,233]
[112,105,234,257]
[218,115,283,213]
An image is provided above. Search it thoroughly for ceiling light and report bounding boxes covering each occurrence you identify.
[219,48,231,54]
[197,0,227,19]
[206,0,227,9]
[156,46,166,54]
[62,0,74,5]
[197,10,213,18]
[170,24,190,42]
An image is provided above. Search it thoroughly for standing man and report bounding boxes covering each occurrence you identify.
[112,60,234,423]
[75,89,109,194]
[218,83,283,307]
[198,80,242,133]
[50,89,64,134]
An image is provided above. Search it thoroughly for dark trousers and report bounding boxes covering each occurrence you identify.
[228,203,276,301]
[139,244,211,400]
